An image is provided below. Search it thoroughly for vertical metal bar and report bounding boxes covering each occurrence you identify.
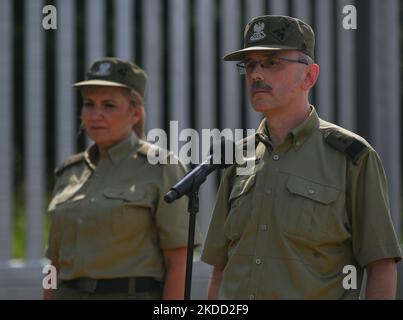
[221,0,241,130]
[85,0,106,64]
[114,0,135,61]
[293,0,312,23]
[195,0,216,236]
[0,0,13,263]
[370,0,400,233]
[169,0,190,141]
[85,0,106,146]
[245,0,265,130]
[25,0,45,263]
[143,0,163,132]
[56,0,76,166]
[337,0,356,131]
[315,0,334,121]
[269,0,289,15]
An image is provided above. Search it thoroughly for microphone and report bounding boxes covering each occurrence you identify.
[164,138,236,203]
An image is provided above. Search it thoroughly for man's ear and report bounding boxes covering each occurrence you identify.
[301,64,319,91]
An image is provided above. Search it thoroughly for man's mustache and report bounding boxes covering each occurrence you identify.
[250,81,273,93]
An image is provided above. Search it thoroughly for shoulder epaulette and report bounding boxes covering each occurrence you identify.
[323,130,368,164]
[54,152,85,175]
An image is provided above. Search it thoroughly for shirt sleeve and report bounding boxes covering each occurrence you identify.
[45,174,64,262]
[200,167,234,268]
[45,221,58,262]
[155,157,204,250]
[348,149,402,267]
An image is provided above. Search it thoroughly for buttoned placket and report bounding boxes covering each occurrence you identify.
[75,155,110,270]
[247,149,279,297]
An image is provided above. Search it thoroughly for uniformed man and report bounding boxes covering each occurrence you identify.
[201,15,402,300]
[44,58,202,300]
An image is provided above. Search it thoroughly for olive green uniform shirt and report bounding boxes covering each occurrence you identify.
[46,132,202,281]
[201,107,401,299]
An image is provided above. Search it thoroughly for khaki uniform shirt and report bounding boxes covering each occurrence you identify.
[46,132,202,281]
[201,107,402,299]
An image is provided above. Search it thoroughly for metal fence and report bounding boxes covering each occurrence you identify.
[0,0,401,299]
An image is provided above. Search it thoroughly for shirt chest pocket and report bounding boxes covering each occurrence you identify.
[282,175,341,243]
[103,187,155,235]
[224,174,256,241]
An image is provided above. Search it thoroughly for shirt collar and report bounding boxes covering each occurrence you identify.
[84,132,139,168]
[256,119,271,146]
[290,106,319,150]
[255,105,319,152]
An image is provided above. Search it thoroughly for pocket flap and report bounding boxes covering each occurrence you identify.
[104,186,145,202]
[229,174,256,202]
[286,176,339,204]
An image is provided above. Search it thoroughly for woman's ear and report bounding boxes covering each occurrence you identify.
[302,64,320,91]
[132,105,144,124]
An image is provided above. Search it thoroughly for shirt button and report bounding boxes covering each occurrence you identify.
[90,197,96,203]
[308,189,315,195]
[260,225,268,231]
[77,218,83,225]
[249,294,255,300]
[273,155,279,161]
[255,258,262,265]
[265,188,272,195]
[296,141,301,147]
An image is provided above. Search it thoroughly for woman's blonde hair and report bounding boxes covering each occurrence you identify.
[122,88,146,139]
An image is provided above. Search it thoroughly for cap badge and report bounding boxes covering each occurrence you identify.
[93,62,112,76]
[250,22,266,41]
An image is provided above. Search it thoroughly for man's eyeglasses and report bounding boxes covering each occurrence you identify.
[236,56,309,75]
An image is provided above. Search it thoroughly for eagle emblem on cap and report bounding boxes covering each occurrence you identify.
[250,21,266,41]
[93,62,112,76]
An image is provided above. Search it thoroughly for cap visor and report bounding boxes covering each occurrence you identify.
[223,45,299,61]
[73,80,131,89]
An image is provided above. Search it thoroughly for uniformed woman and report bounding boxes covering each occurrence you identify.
[43,57,202,300]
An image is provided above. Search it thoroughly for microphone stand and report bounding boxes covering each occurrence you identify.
[183,166,213,300]
[184,181,199,300]
[165,151,232,299]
